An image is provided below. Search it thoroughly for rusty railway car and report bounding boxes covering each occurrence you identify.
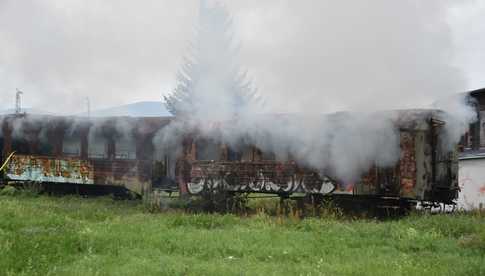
[0,114,175,196]
[180,110,459,209]
[0,110,459,209]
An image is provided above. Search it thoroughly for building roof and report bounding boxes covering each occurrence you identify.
[469,87,485,97]
[459,149,485,161]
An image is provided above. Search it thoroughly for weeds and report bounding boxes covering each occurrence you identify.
[0,185,17,196]
[0,183,43,197]
[1,194,484,275]
[458,232,485,251]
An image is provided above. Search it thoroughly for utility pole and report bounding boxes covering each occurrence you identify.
[85,97,91,118]
[15,88,23,114]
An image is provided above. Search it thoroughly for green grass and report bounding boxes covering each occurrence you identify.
[0,194,484,276]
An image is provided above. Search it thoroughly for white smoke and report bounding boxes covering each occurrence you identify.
[158,0,477,183]
[0,114,140,159]
[164,0,261,120]
[230,113,401,183]
[0,1,478,184]
[434,93,478,149]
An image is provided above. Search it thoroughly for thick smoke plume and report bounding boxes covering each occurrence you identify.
[160,0,477,183]
[434,94,478,149]
[0,1,479,183]
[0,1,482,113]
[163,0,261,119]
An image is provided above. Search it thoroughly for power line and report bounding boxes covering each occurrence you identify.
[15,88,23,114]
[85,97,91,118]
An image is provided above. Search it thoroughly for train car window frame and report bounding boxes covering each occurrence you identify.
[88,136,109,159]
[38,138,54,156]
[261,150,276,161]
[115,136,136,160]
[195,138,222,161]
[226,146,242,161]
[11,137,32,155]
[63,134,82,157]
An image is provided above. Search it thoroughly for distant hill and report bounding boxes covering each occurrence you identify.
[0,108,55,116]
[81,101,173,117]
[0,102,173,117]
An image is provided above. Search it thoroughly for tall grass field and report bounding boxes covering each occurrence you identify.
[0,191,484,275]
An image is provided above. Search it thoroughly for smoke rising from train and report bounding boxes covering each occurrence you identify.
[157,0,477,183]
[0,1,483,114]
[0,1,479,184]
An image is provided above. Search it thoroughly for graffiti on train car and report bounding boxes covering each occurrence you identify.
[187,161,336,194]
[6,155,94,184]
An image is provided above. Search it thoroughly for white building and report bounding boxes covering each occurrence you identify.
[458,88,485,210]
[458,154,485,210]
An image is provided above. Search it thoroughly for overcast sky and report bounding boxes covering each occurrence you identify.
[0,0,484,114]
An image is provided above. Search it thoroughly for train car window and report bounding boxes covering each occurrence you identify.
[11,138,31,155]
[151,159,166,186]
[464,132,472,150]
[250,147,276,161]
[196,139,221,161]
[38,139,53,156]
[469,120,481,150]
[167,155,176,178]
[152,155,177,188]
[262,151,276,161]
[63,135,81,157]
[115,137,136,160]
[240,145,254,161]
[227,147,242,161]
[154,145,175,178]
[88,137,108,159]
[152,156,167,179]
[153,144,165,162]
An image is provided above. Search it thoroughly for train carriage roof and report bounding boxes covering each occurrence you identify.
[0,108,444,132]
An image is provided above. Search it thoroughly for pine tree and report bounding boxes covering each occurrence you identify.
[164,0,260,118]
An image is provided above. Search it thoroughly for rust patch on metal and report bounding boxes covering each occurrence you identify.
[400,132,416,197]
[6,155,94,184]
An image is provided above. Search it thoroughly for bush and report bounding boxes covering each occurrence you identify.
[19,182,44,197]
[458,231,485,251]
[0,185,18,196]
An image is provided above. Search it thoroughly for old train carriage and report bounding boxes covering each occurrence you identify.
[0,114,175,195]
[0,109,459,208]
[179,110,459,207]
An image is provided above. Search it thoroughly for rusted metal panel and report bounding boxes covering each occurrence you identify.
[4,155,153,194]
[6,155,94,184]
[0,115,173,195]
[88,159,153,194]
[399,132,417,197]
[182,130,424,198]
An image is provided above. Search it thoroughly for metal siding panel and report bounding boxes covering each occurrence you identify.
[186,161,336,195]
[6,155,94,184]
[399,132,417,198]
